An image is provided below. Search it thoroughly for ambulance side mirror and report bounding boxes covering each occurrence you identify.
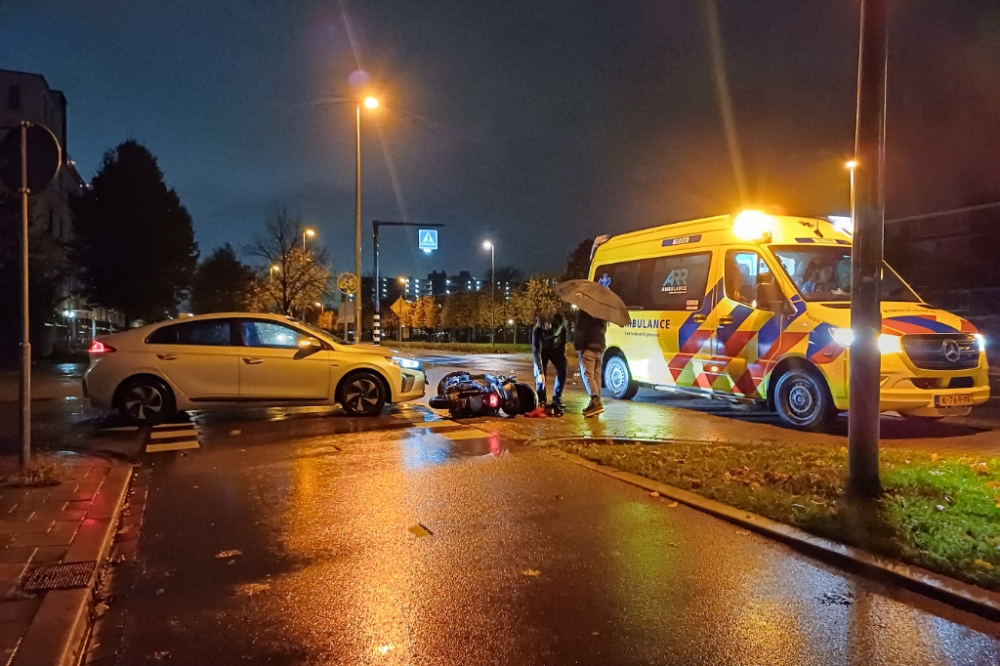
[756,282,793,315]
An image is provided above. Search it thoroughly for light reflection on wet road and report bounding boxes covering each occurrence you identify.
[113,420,1000,665]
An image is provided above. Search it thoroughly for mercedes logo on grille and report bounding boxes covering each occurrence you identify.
[941,339,962,363]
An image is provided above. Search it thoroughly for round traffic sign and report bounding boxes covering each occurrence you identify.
[337,273,359,294]
[0,124,62,193]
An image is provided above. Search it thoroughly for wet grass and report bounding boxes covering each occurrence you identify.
[548,439,1000,591]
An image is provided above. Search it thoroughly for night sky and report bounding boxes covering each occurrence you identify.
[2,1,997,279]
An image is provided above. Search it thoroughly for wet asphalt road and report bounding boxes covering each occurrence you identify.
[5,359,1000,663]
[112,415,1000,666]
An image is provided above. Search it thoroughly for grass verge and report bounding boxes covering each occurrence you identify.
[547,439,1000,591]
[0,457,64,488]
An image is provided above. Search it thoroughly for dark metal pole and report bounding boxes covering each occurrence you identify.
[373,222,381,345]
[848,0,888,497]
[19,122,31,468]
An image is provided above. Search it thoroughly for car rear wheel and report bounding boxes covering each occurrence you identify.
[119,377,176,425]
[339,371,387,417]
[604,354,639,400]
[773,367,835,432]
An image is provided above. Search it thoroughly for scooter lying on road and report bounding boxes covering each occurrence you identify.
[428,372,538,419]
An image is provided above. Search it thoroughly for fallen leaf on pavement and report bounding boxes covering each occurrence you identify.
[236,583,270,596]
[735,530,751,536]
[666,501,678,508]
[93,601,109,618]
[931,453,939,461]
[408,524,433,538]
[229,430,241,436]
[522,569,541,577]
[216,550,242,559]
[649,491,660,497]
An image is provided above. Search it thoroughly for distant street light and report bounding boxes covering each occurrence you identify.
[270,264,280,280]
[483,241,495,345]
[303,228,316,250]
[364,96,379,109]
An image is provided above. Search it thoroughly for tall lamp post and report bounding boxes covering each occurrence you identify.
[483,240,495,346]
[353,96,379,342]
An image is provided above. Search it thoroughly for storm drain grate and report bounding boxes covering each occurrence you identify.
[23,561,96,592]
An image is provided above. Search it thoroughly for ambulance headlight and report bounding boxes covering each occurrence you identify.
[830,328,854,348]
[975,333,986,352]
[877,334,902,355]
[830,328,901,355]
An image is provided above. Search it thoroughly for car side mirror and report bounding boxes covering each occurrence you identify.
[295,336,323,358]
[756,282,793,315]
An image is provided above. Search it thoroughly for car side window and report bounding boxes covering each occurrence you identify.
[242,321,309,349]
[725,251,772,307]
[146,320,233,346]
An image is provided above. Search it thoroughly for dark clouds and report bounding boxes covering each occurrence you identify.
[2,0,997,277]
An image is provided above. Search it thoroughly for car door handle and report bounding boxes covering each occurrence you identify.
[718,315,734,327]
[692,314,707,323]
[243,357,264,365]
[156,353,178,361]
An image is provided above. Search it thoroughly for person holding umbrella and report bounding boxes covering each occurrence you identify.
[554,280,630,419]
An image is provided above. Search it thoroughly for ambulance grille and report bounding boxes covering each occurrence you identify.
[901,334,980,371]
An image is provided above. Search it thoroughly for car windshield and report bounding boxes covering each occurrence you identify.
[770,246,920,303]
[292,319,350,345]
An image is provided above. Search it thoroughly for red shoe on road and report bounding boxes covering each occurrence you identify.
[524,406,548,418]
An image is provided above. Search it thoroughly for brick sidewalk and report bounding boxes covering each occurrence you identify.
[0,452,130,666]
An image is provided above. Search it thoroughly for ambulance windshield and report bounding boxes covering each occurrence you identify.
[771,246,919,303]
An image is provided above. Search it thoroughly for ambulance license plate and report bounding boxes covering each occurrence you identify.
[935,394,973,407]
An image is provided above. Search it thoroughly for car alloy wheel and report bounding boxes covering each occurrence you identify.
[341,374,385,416]
[774,368,834,431]
[124,384,164,422]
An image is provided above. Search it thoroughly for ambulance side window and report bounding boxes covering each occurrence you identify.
[593,262,642,308]
[647,252,712,311]
[725,251,771,307]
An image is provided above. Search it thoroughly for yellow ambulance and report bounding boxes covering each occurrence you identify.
[590,211,989,430]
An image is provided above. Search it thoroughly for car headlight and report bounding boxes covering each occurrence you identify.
[975,333,986,352]
[391,356,421,370]
[830,328,901,355]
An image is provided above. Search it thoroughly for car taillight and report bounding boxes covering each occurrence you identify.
[88,341,115,354]
[487,393,500,409]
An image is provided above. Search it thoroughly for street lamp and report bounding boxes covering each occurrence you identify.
[354,95,379,342]
[483,240,495,346]
[270,264,280,280]
[303,228,316,250]
[846,160,858,231]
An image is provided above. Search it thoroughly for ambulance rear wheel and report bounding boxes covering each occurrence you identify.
[774,367,835,432]
[604,354,639,400]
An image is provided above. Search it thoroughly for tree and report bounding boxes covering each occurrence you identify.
[485,265,524,289]
[0,196,66,359]
[71,140,199,323]
[246,209,330,315]
[510,277,563,325]
[190,244,258,314]
[563,238,595,280]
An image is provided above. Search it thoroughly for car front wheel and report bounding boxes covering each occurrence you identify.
[604,354,639,400]
[339,372,387,416]
[773,367,835,431]
[119,377,176,425]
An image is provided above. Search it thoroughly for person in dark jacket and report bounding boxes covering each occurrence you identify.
[573,310,608,417]
[531,313,567,416]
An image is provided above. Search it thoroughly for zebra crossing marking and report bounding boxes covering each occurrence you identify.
[144,421,200,453]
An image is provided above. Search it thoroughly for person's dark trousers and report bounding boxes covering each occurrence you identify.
[535,351,567,404]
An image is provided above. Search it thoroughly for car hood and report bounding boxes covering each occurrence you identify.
[809,302,978,335]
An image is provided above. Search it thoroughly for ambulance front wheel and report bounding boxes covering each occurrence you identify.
[604,354,639,400]
[774,367,836,432]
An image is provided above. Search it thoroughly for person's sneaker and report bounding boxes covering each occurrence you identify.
[582,401,604,418]
[551,400,565,417]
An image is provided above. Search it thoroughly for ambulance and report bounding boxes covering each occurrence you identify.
[590,211,989,431]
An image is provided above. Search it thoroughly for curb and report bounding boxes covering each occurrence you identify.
[543,446,1000,623]
[11,462,133,666]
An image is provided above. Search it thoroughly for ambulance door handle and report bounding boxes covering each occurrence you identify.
[692,314,707,323]
[717,315,734,327]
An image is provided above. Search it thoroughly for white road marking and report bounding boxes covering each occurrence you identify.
[146,440,200,453]
[149,428,198,440]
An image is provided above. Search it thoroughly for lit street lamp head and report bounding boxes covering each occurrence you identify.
[482,240,493,250]
[363,96,379,109]
[845,160,858,169]
[305,228,316,237]
[271,264,280,272]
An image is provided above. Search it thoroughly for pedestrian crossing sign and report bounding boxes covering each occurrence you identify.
[418,229,438,251]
